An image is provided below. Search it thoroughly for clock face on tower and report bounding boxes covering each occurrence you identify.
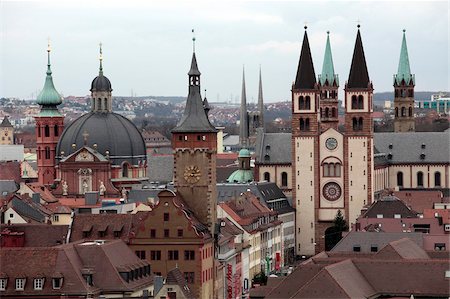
[183,165,201,184]
[325,137,338,150]
[323,182,342,201]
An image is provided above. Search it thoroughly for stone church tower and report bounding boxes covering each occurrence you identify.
[0,117,14,145]
[293,26,374,255]
[172,48,218,235]
[35,43,64,186]
[394,30,415,132]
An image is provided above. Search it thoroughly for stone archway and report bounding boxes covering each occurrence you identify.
[324,226,341,251]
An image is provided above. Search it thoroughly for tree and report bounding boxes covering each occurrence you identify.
[324,210,349,251]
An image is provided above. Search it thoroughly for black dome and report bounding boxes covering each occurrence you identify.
[90,74,112,92]
[56,112,146,165]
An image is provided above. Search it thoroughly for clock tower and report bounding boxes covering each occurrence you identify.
[0,117,14,145]
[171,46,218,235]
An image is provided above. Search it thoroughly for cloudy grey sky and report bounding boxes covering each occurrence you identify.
[1,0,448,102]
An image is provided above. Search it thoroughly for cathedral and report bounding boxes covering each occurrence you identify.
[35,44,147,197]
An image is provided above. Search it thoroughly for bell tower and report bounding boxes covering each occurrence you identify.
[171,38,218,235]
[394,30,415,132]
[35,41,64,186]
[319,31,339,132]
[292,26,320,255]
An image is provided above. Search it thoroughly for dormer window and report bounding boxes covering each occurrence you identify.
[34,278,44,290]
[83,274,93,286]
[0,278,7,291]
[15,278,26,291]
[52,277,63,289]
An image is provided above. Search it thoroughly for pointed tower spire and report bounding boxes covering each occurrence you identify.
[99,42,103,75]
[172,35,216,133]
[37,40,63,114]
[257,66,265,128]
[320,31,338,86]
[347,25,370,88]
[395,29,414,85]
[294,26,316,90]
[239,66,249,147]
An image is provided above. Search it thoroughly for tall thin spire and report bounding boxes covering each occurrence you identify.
[347,25,370,89]
[239,66,249,147]
[99,42,103,75]
[46,38,52,75]
[395,29,413,85]
[320,31,338,86]
[294,26,316,90]
[257,65,265,128]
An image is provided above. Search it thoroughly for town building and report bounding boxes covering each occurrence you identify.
[0,117,14,145]
[0,239,154,298]
[69,190,214,298]
[394,30,416,132]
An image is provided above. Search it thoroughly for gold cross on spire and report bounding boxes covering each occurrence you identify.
[99,42,103,61]
[82,130,89,145]
[47,37,51,52]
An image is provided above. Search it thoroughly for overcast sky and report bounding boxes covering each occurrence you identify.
[1,0,448,103]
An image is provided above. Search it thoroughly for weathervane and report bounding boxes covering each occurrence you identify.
[192,29,196,53]
[304,21,308,30]
[357,19,361,28]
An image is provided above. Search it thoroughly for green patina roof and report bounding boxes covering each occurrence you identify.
[238,148,251,158]
[38,108,62,117]
[395,30,414,85]
[320,32,338,86]
[37,50,63,107]
[227,169,254,184]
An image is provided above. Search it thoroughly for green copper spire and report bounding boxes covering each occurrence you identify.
[320,31,338,86]
[395,29,414,85]
[36,41,63,115]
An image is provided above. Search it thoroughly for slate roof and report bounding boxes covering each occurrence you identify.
[146,154,173,182]
[0,224,69,247]
[362,195,418,218]
[0,180,18,195]
[374,132,450,164]
[172,53,217,133]
[255,133,291,164]
[0,116,13,127]
[332,231,423,253]
[346,28,370,89]
[166,268,195,299]
[293,28,317,90]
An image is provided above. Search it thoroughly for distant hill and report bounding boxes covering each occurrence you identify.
[373,91,446,103]
[114,96,186,104]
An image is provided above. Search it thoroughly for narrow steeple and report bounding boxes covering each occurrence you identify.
[172,36,216,133]
[395,29,414,85]
[36,40,63,115]
[239,66,249,147]
[347,25,370,89]
[320,31,339,86]
[99,42,103,76]
[257,66,265,128]
[294,26,316,90]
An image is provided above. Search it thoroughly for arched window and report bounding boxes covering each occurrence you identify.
[122,163,129,178]
[264,172,270,182]
[299,96,304,110]
[325,107,330,118]
[44,125,50,137]
[45,147,51,159]
[104,98,108,111]
[408,107,413,117]
[281,172,288,187]
[54,125,59,137]
[395,107,398,117]
[352,118,358,131]
[335,164,341,177]
[300,118,305,131]
[38,127,41,137]
[351,95,357,109]
[320,108,324,118]
[305,96,311,110]
[417,172,424,187]
[408,89,414,97]
[401,107,406,117]
[323,163,329,176]
[397,172,403,187]
[305,118,310,130]
[264,154,270,162]
[331,107,336,118]
[358,95,364,109]
[329,163,335,176]
[435,172,441,187]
